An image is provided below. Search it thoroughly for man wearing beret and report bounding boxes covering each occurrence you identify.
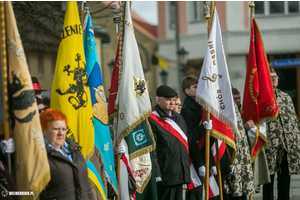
[148,85,212,200]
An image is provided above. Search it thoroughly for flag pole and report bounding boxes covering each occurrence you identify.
[248,2,254,200]
[116,2,126,200]
[208,2,224,199]
[0,1,12,174]
[249,1,255,39]
[203,2,214,200]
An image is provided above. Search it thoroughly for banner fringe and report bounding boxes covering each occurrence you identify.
[196,97,241,139]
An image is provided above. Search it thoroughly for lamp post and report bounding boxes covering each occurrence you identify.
[108,59,115,75]
[177,47,189,97]
[160,70,169,85]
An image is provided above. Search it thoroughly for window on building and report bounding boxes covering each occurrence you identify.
[189,1,206,22]
[289,1,299,13]
[169,1,176,29]
[255,1,265,14]
[255,1,300,15]
[38,53,44,78]
[270,1,284,14]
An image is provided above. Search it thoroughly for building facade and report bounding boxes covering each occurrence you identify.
[157,1,300,119]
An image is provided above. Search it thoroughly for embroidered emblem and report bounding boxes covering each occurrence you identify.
[56,53,88,110]
[132,167,149,178]
[104,141,110,151]
[120,112,124,120]
[133,129,147,146]
[202,73,222,82]
[133,76,147,98]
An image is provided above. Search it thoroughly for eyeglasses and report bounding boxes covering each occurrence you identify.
[271,76,279,79]
[175,103,182,108]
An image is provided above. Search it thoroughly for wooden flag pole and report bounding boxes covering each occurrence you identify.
[248,2,255,200]
[203,2,214,200]
[208,2,224,198]
[0,1,12,174]
[215,138,223,200]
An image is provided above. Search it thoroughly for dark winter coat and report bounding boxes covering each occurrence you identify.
[149,105,191,186]
[181,96,212,170]
[39,138,94,200]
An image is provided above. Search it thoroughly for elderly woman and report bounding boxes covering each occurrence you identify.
[39,108,94,200]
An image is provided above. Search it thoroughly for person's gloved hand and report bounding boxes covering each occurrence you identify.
[230,165,235,174]
[156,177,162,182]
[117,142,126,155]
[210,166,217,176]
[198,166,206,177]
[203,120,212,130]
[1,138,15,154]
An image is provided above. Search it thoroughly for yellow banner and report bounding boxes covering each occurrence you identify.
[51,1,94,160]
[3,2,50,199]
[158,58,168,70]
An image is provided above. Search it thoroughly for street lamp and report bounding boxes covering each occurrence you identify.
[108,59,115,75]
[177,47,189,70]
[160,70,169,85]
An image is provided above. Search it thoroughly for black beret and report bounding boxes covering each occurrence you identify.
[156,85,178,98]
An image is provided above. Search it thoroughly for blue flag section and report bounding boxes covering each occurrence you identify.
[84,12,118,194]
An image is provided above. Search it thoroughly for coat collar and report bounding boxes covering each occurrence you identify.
[45,138,79,154]
[154,105,177,121]
[183,95,200,109]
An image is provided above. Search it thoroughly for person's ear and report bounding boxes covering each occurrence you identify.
[185,88,190,95]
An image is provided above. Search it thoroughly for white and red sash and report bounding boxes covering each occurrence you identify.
[149,111,189,153]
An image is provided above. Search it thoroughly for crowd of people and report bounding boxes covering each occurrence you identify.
[0,68,300,200]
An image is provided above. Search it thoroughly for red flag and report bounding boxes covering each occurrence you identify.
[241,19,278,162]
[108,39,121,120]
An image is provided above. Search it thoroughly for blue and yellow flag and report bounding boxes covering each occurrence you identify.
[51,2,94,160]
[83,11,118,196]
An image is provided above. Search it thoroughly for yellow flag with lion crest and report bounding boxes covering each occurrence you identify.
[51,1,94,160]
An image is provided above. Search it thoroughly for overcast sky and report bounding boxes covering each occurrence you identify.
[131,1,158,25]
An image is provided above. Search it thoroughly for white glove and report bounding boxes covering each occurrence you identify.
[198,166,206,177]
[230,165,235,174]
[117,142,126,155]
[1,138,15,154]
[156,177,162,182]
[203,120,212,130]
[210,166,217,176]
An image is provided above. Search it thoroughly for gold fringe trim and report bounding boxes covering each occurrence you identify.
[114,103,119,111]
[136,170,152,194]
[128,118,156,161]
[30,169,51,200]
[260,112,278,124]
[250,122,268,163]
[105,172,118,195]
[116,108,152,147]
[85,146,95,162]
[196,97,241,139]
[109,112,118,121]
[210,129,237,165]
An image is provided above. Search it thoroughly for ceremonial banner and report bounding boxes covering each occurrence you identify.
[51,2,94,159]
[241,19,278,162]
[3,2,50,198]
[83,11,117,196]
[115,2,156,194]
[108,39,121,120]
[195,8,237,163]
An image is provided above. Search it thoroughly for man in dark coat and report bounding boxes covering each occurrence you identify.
[181,75,231,200]
[181,75,211,200]
[148,85,195,200]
